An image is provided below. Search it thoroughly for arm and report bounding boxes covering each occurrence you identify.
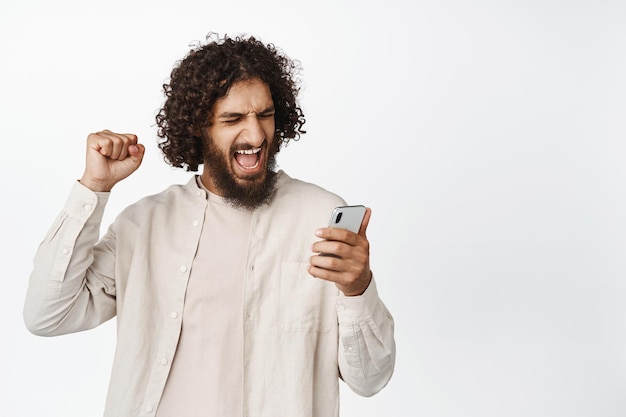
[23,183,117,335]
[309,208,396,395]
[23,130,144,336]
[336,278,396,396]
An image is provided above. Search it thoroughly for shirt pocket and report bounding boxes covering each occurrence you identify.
[279,261,336,333]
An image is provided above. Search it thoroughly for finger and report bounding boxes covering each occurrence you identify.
[311,239,352,258]
[115,134,138,160]
[96,131,137,160]
[308,264,334,282]
[87,133,114,157]
[102,131,132,160]
[89,131,119,158]
[310,252,345,271]
[311,247,368,275]
[307,263,342,284]
[118,134,139,160]
[99,130,138,144]
[308,262,362,289]
[314,227,358,245]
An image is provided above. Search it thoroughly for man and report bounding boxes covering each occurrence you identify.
[24,34,395,417]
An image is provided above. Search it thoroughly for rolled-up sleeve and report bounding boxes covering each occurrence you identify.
[24,181,117,336]
[336,277,396,397]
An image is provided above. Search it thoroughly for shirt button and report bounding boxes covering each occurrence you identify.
[192,220,200,227]
[337,304,346,312]
[160,358,168,365]
[170,312,178,319]
[61,248,69,255]
[180,266,187,273]
[146,406,154,413]
[83,204,92,211]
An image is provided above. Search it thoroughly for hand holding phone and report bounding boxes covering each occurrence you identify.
[310,204,372,296]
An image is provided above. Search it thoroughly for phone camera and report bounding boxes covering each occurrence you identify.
[335,212,342,223]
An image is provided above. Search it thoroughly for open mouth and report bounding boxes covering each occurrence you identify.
[233,146,263,172]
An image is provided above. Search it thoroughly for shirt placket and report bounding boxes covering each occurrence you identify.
[139,189,207,415]
[242,211,261,417]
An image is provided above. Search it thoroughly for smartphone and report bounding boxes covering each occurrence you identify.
[328,205,366,233]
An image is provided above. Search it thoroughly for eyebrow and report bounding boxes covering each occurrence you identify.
[217,105,275,119]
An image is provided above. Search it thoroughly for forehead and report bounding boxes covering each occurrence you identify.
[213,78,273,113]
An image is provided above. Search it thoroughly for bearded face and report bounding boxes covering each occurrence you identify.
[200,78,280,210]
[202,134,279,210]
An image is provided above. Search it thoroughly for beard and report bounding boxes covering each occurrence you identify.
[203,136,279,210]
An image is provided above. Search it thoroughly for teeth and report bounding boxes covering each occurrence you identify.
[235,148,261,155]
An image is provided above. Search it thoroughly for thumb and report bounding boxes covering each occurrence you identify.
[358,207,372,237]
[128,143,145,166]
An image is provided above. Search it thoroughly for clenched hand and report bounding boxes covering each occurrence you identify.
[79,130,145,192]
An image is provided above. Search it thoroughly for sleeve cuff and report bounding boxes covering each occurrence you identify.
[336,276,380,324]
[65,181,110,223]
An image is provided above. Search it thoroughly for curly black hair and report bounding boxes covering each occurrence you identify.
[155,33,306,172]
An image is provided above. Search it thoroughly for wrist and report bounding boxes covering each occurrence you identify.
[79,176,114,192]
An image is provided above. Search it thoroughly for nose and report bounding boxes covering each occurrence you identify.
[241,115,266,146]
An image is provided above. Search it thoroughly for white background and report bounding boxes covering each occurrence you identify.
[2,0,626,416]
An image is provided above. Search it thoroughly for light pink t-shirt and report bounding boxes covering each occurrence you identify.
[156,181,253,416]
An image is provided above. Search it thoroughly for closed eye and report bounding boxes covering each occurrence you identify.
[218,106,274,124]
[258,110,275,119]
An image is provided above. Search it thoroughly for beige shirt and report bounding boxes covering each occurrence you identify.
[24,171,395,417]
[156,182,251,416]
